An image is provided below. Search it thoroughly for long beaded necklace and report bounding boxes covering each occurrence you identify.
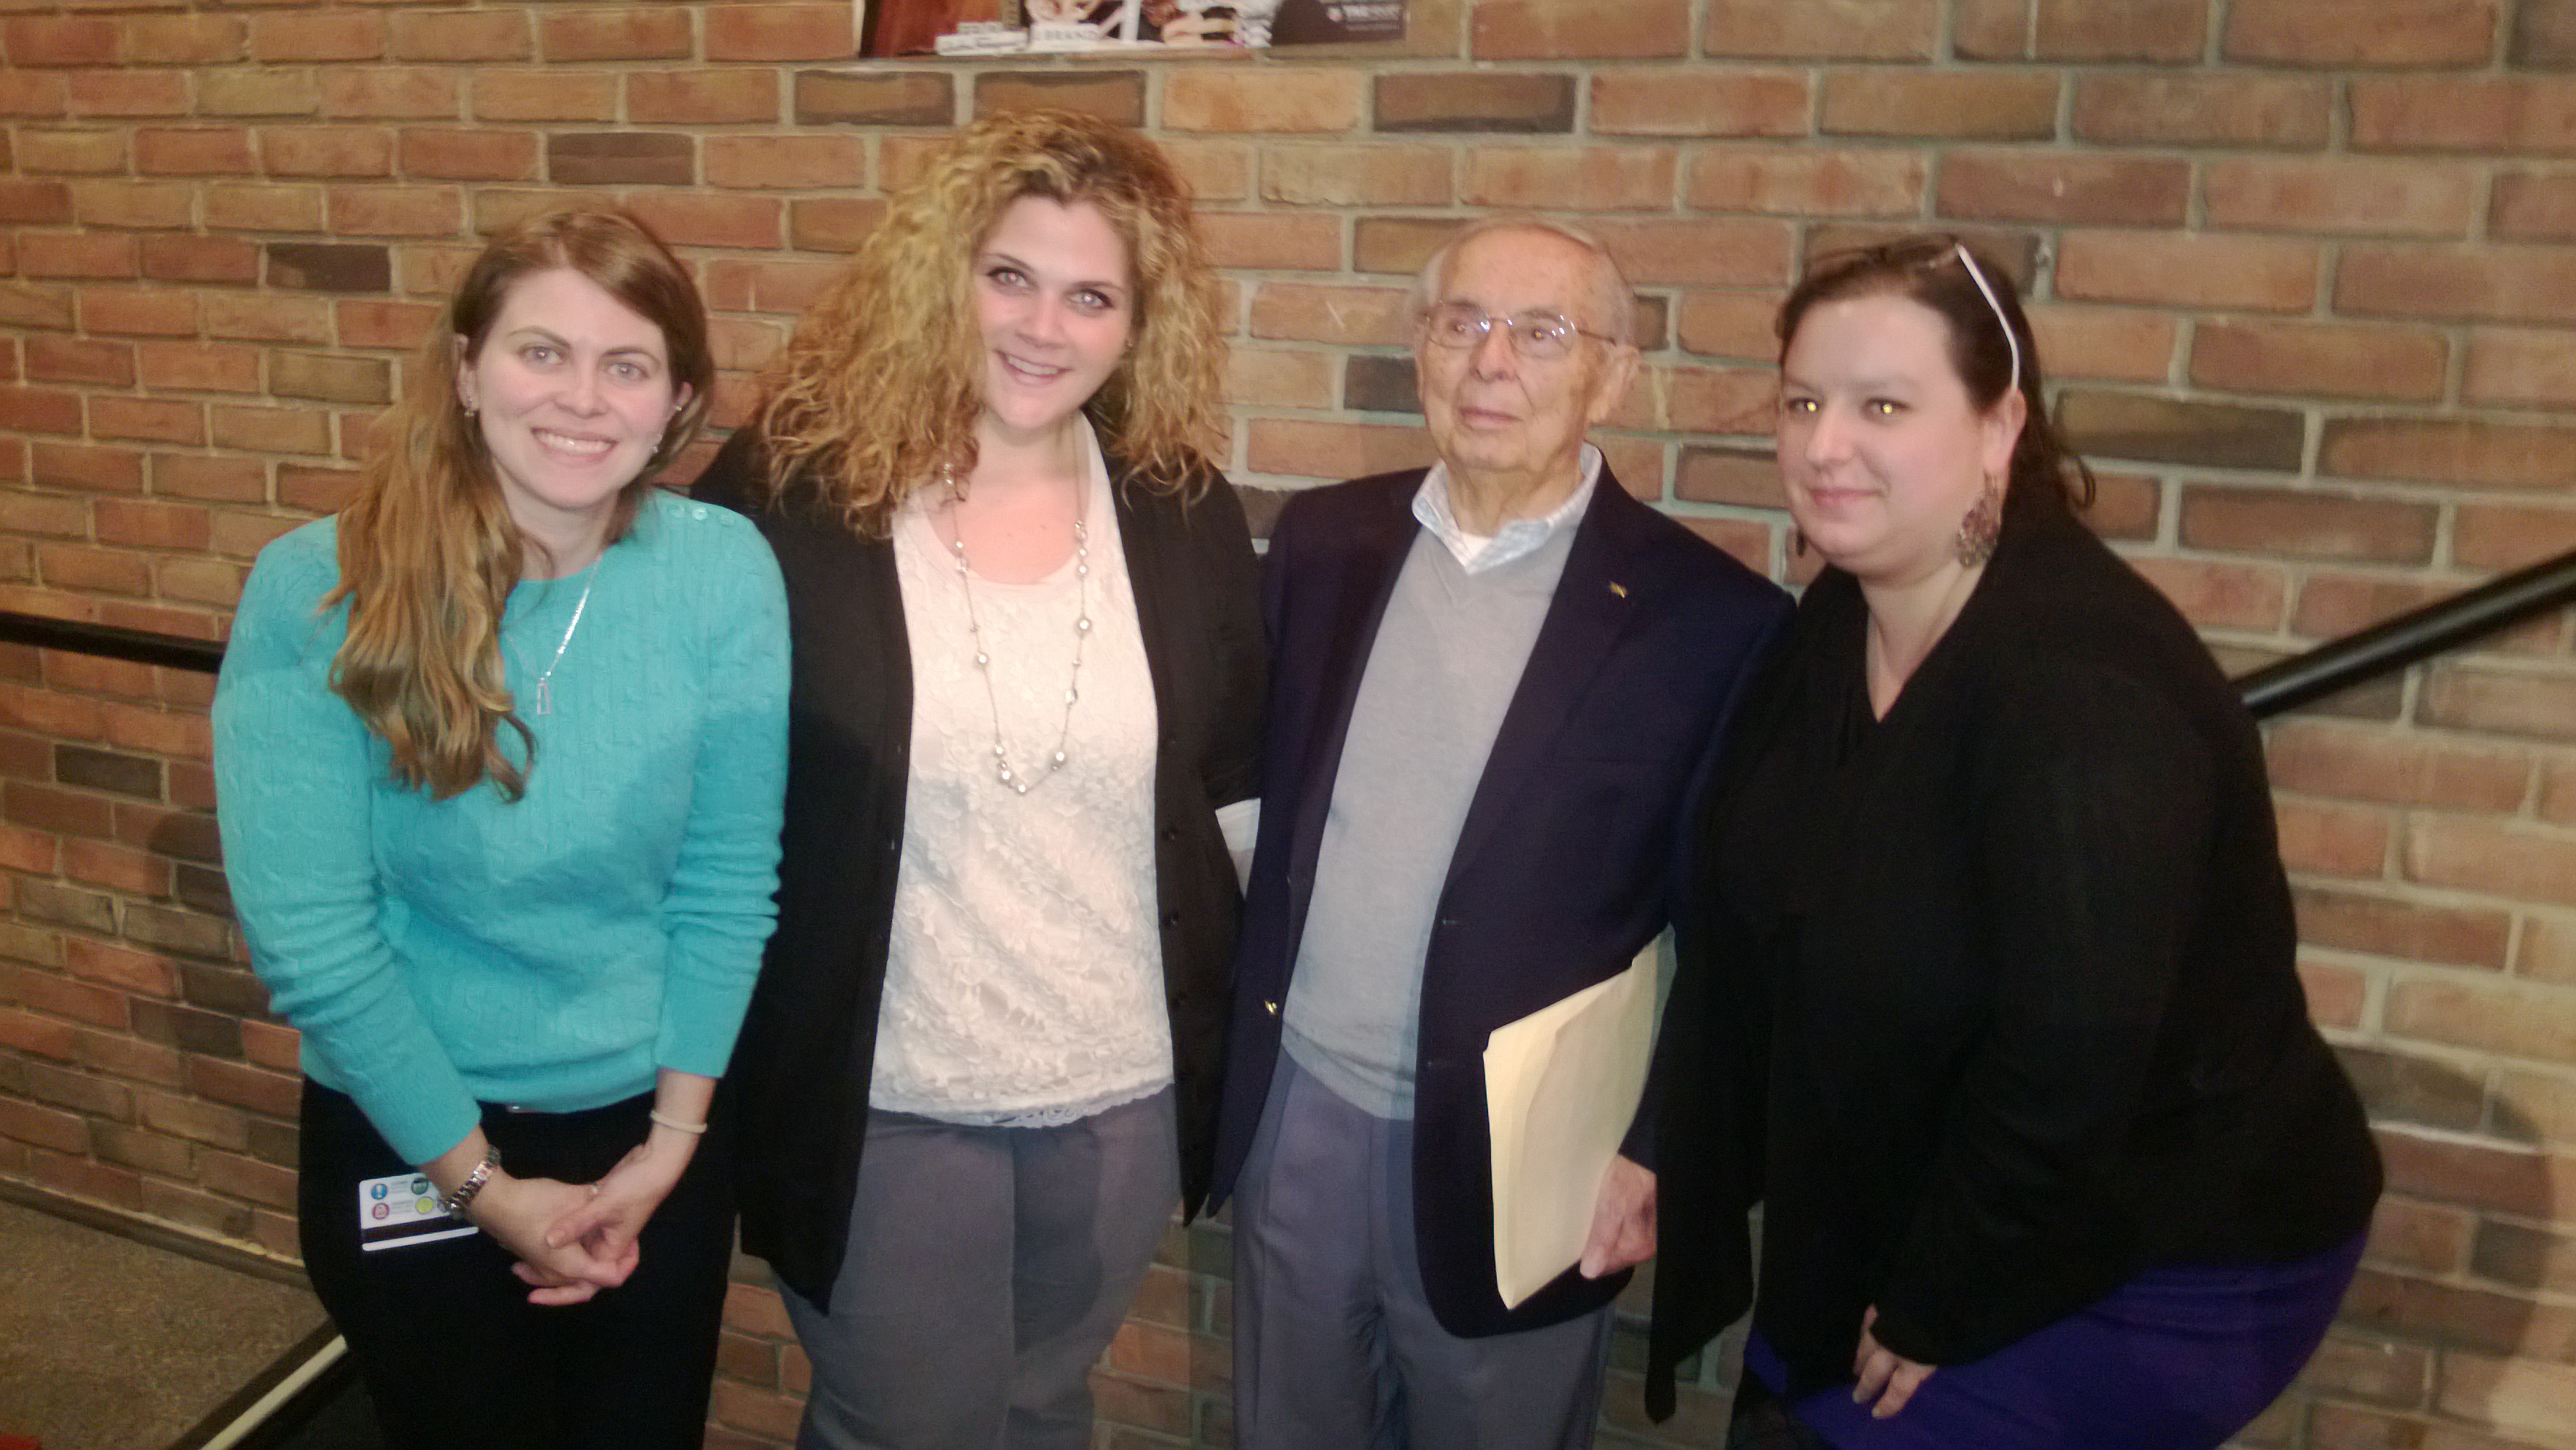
[941,465,1091,796]
[524,555,600,717]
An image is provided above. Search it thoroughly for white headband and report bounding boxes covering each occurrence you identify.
[1952,243,2021,399]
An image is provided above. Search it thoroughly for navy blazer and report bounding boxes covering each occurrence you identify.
[1210,465,1790,1338]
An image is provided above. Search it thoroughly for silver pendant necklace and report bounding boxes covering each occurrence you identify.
[526,556,600,717]
[943,465,1089,796]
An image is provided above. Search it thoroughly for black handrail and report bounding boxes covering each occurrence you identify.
[0,610,225,674]
[2237,548,2576,720]
[0,544,2567,708]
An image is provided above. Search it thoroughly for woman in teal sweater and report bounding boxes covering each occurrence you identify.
[213,209,788,1449]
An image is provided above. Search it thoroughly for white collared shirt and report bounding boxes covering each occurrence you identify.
[1411,444,1605,575]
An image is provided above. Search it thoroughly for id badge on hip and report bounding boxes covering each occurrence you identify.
[357,1171,478,1252]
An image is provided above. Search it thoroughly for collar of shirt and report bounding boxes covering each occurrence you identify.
[1411,443,1604,575]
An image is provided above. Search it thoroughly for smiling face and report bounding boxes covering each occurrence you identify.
[1776,291,2023,589]
[455,266,685,562]
[1414,227,1635,506]
[971,195,1135,452]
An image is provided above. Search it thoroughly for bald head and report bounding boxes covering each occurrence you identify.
[1408,218,1635,347]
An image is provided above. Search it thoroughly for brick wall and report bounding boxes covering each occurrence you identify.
[0,2,2572,1446]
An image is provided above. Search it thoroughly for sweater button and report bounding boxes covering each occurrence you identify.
[1161,911,1181,930]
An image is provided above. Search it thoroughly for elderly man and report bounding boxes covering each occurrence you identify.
[1208,218,1792,1447]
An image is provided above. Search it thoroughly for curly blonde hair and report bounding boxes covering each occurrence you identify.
[757,110,1226,534]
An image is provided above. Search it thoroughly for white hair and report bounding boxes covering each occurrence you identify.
[1406,216,1637,347]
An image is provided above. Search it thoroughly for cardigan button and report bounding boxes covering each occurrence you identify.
[1161,911,1181,930]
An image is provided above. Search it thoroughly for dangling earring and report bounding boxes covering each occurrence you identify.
[1789,525,1809,559]
[1955,476,2002,567]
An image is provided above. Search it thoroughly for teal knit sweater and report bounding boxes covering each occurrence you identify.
[214,490,790,1164]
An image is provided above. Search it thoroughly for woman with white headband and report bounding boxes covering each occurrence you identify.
[1644,236,2382,1449]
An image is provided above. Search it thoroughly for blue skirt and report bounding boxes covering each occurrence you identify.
[1744,1232,2366,1450]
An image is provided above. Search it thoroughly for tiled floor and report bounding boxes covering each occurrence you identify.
[0,1196,325,1450]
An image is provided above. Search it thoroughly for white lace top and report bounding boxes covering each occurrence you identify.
[872,432,1171,1126]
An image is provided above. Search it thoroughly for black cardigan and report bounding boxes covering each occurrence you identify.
[1647,494,2382,1411]
[693,428,1266,1306]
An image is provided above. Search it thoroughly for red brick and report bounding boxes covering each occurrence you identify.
[1262,146,1453,207]
[1588,72,1808,138]
[1462,146,1676,212]
[703,4,852,62]
[399,128,539,183]
[202,294,332,345]
[0,386,85,435]
[17,128,126,175]
[149,455,268,505]
[1667,368,1774,435]
[188,1056,299,1118]
[2492,170,2576,241]
[2351,77,2576,154]
[2190,320,2447,402]
[0,70,67,119]
[139,238,257,289]
[2274,798,2395,878]
[1197,213,1341,273]
[2454,502,2576,572]
[2071,76,2331,149]
[706,135,862,191]
[2205,157,2480,238]
[39,542,152,594]
[67,72,191,120]
[1938,152,2189,226]
[542,7,695,62]
[260,127,395,180]
[19,231,136,280]
[1702,0,1941,59]
[1473,0,1688,59]
[722,1282,796,1338]
[1247,420,1437,481]
[1249,283,1412,345]
[124,14,246,66]
[2026,0,2210,59]
[2321,418,2576,490]
[73,180,196,232]
[2462,324,2576,407]
[247,10,382,63]
[2023,307,2176,386]
[26,335,133,388]
[0,1008,79,1061]
[2226,0,2498,67]
[1227,349,1335,410]
[2,17,120,67]
[1375,72,1574,133]
[0,1098,88,1153]
[2294,888,2513,969]
[2125,557,2290,633]
[1685,147,1923,218]
[628,70,781,127]
[472,70,619,124]
[972,71,1144,127]
[205,184,325,236]
[390,10,530,62]
[90,397,205,447]
[2388,977,2576,1064]
[326,187,463,239]
[2055,232,2319,312]
[2341,243,2576,326]
[1593,220,1793,288]
[318,68,459,123]
[709,1381,804,1442]
[133,128,254,177]
[80,284,203,339]
[2419,663,2576,742]
[1166,70,1363,133]
[1822,70,2058,140]
[622,195,783,252]
[199,70,320,120]
[795,69,953,127]
[786,199,885,254]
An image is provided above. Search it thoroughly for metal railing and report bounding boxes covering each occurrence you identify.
[5,547,2571,710]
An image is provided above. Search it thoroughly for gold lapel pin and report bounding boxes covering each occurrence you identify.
[1609,581,1628,598]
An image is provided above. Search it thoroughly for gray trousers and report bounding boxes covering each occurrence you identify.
[1231,1054,1615,1450]
[783,1088,1180,1450]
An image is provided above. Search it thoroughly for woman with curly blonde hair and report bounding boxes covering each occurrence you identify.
[694,109,1262,1449]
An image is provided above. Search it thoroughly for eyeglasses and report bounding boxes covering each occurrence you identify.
[1418,303,1617,362]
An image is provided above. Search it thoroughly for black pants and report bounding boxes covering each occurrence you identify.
[297,1080,735,1450]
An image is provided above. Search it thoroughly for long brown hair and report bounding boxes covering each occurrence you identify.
[1777,234,2094,514]
[328,207,713,800]
[757,109,1227,535]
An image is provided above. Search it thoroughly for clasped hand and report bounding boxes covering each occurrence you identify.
[468,1138,691,1306]
[1852,1306,1936,1419]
